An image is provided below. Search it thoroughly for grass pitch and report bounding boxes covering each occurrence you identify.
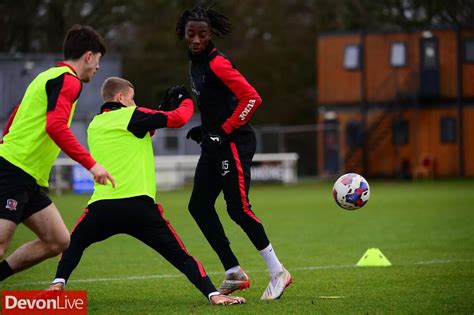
[2,179,473,314]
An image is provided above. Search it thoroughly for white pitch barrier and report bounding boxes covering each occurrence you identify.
[52,153,298,194]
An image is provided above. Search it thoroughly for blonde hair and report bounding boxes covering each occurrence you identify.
[101,77,134,102]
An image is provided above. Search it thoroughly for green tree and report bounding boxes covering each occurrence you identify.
[1,0,473,124]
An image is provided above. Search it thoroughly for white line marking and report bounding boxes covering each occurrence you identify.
[7,259,472,287]
[412,259,469,265]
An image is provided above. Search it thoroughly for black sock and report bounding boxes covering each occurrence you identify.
[0,260,14,281]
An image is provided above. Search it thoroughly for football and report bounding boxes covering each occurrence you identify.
[332,173,370,210]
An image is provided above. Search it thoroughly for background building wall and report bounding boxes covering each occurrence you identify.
[317,28,474,178]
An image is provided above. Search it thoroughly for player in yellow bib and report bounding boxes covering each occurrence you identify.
[0,25,115,283]
[43,77,245,305]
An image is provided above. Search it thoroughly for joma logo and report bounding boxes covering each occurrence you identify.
[238,99,256,120]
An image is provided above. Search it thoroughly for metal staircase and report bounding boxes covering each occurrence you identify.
[344,71,419,174]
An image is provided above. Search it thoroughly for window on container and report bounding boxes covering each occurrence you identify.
[392,119,408,145]
[344,45,360,70]
[465,38,474,63]
[440,117,457,144]
[390,42,407,67]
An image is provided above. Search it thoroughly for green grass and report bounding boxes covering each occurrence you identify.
[2,180,474,314]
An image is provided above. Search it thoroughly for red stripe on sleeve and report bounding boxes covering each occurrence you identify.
[165,99,194,128]
[136,99,194,129]
[209,55,262,134]
[1,104,20,143]
[45,74,96,170]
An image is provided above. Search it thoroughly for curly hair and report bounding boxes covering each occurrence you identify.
[176,5,231,40]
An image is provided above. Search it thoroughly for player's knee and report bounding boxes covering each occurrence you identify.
[48,234,70,255]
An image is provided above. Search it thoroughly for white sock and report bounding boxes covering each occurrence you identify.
[259,243,283,277]
[208,291,220,302]
[52,278,66,285]
[225,265,241,276]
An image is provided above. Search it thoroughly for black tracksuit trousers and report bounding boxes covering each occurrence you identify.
[55,196,216,298]
[188,134,270,271]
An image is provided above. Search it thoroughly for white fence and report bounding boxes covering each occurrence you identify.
[52,153,299,194]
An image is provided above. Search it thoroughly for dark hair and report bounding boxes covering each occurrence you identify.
[176,5,231,40]
[63,25,106,60]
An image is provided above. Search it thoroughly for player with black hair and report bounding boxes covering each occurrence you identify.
[177,6,292,300]
[0,25,114,283]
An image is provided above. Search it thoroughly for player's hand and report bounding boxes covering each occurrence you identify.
[90,163,116,188]
[201,128,228,153]
[186,125,202,144]
[158,85,191,111]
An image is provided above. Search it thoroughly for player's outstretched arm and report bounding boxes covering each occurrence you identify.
[127,86,194,137]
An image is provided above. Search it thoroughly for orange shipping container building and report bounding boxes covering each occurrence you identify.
[316,28,474,178]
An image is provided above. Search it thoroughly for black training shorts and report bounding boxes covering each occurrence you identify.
[0,157,52,224]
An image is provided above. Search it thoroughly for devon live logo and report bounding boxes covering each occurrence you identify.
[1,290,87,314]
